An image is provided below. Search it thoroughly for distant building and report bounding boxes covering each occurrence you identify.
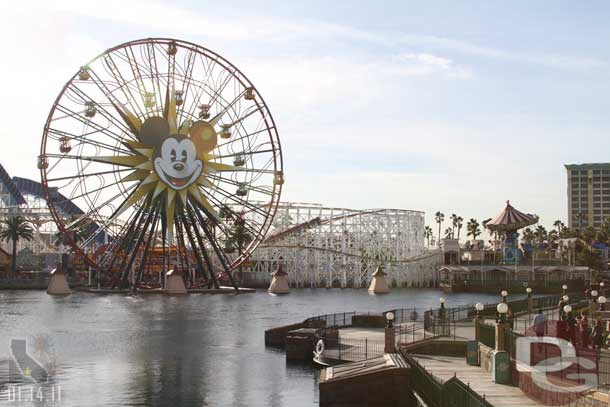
[565,163,610,229]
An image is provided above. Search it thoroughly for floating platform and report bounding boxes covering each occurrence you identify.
[75,286,256,295]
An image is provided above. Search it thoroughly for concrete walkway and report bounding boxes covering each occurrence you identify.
[412,354,544,407]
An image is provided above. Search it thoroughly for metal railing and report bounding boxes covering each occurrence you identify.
[401,350,494,407]
[303,311,357,328]
[479,322,495,348]
[318,334,385,362]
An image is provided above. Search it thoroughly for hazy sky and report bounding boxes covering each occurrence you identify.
[2,1,610,240]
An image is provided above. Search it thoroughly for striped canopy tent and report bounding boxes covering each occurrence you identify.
[485,200,539,232]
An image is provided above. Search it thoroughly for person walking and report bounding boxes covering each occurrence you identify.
[534,309,546,352]
[566,312,577,344]
[579,312,591,349]
[591,320,605,350]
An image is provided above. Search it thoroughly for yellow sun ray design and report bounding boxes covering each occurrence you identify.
[102,87,227,239]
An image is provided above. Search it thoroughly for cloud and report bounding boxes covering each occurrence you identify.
[23,0,607,73]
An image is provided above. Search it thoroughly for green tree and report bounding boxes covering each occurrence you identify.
[0,215,34,274]
[434,211,445,246]
[582,226,597,244]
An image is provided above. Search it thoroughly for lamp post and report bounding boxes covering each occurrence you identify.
[563,304,572,316]
[496,302,509,351]
[599,296,607,312]
[562,284,568,295]
[385,312,396,353]
[474,302,484,342]
[386,311,395,329]
[501,290,508,303]
[600,281,605,297]
[526,287,533,314]
[475,302,484,320]
[439,297,446,320]
[591,289,599,312]
[497,302,508,325]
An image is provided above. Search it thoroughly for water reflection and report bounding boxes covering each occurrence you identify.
[0,289,502,406]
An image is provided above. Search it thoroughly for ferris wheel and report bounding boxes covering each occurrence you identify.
[39,38,283,290]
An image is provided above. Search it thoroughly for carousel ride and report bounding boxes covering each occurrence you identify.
[484,200,538,264]
[38,38,283,292]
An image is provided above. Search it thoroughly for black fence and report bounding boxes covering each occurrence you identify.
[318,334,385,362]
[303,311,357,328]
[479,322,495,349]
[402,351,494,407]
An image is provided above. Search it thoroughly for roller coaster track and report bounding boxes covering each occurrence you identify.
[257,243,440,265]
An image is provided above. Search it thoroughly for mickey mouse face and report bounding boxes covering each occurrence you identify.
[154,136,202,190]
[139,116,210,191]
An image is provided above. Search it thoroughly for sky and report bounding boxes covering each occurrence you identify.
[1,0,610,241]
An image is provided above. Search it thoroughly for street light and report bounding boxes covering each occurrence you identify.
[501,290,508,303]
[475,302,484,319]
[497,302,509,324]
[591,290,599,298]
[438,297,446,320]
[599,296,607,311]
[526,287,532,297]
[386,311,395,328]
[562,284,568,295]
[563,304,572,314]
[601,282,605,296]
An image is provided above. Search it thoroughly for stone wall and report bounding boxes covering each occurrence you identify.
[320,368,414,407]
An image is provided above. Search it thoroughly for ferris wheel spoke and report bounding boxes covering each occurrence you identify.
[45,168,133,183]
[216,126,274,149]
[145,42,168,113]
[65,84,137,141]
[71,182,139,228]
[202,182,269,218]
[86,70,141,139]
[47,128,133,156]
[53,103,127,143]
[122,46,155,110]
[103,54,149,119]
[176,49,197,119]
[206,68,237,109]
[206,173,273,197]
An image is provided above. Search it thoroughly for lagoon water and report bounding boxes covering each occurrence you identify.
[0,289,503,406]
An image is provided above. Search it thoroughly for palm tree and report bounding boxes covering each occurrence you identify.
[522,227,535,245]
[553,220,564,234]
[534,225,547,247]
[466,218,481,242]
[456,216,464,240]
[434,211,445,246]
[444,227,453,238]
[582,226,597,244]
[575,212,586,230]
[0,215,34,274]
[227,216,253,282]
[424,226,433,246]
[450,214,458,238]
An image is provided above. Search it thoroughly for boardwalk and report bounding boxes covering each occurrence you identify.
[412,354,544,407]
